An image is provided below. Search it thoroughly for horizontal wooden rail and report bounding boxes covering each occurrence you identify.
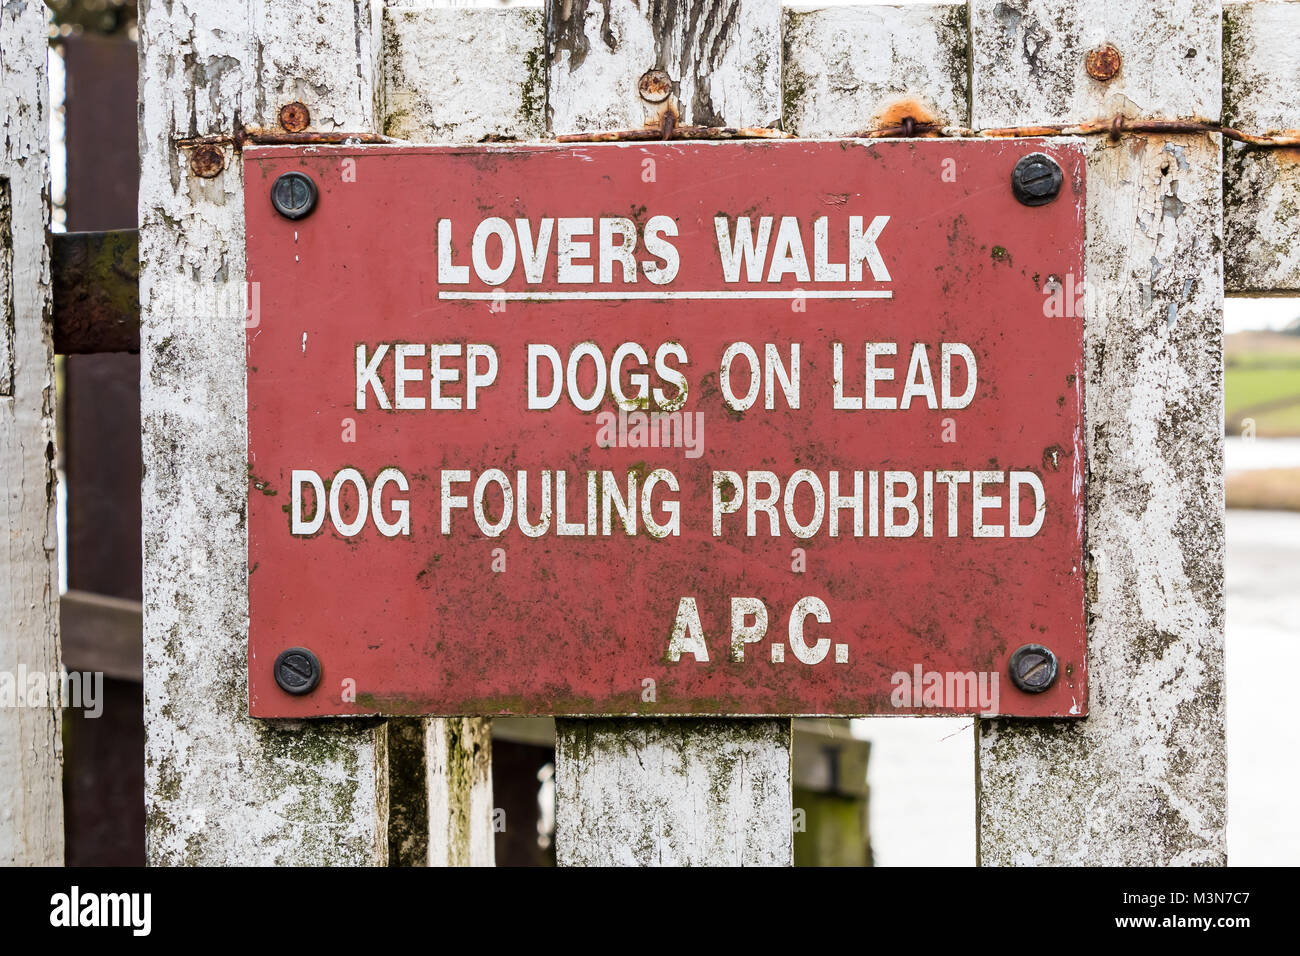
[52,229,139,354]
[60,590,143,684]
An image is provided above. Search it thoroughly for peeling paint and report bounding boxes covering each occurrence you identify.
[1,0,62,866]
[556,719,791,865]
[383,7,546,143]
[1223,2,1300,292]
[140,0,389,865]
[782,5,969,137]
[978,133,1225,866]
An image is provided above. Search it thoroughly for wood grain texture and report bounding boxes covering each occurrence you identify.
[0,0,62,867]
[546,0,782,135]
[783,3,969,136]
[383,6,546,142]
[541,0,794,866]
[973,1,1225,865]
[382,4,561,866]
[970,0,1221,128]
[426,717,495,866]
[139,0,390,864]
[1223,0,1300,292]
[556,720,792,865]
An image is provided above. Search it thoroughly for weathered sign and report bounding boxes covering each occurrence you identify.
[244,140,1087,718]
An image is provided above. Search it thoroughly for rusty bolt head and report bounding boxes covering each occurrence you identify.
[274,646,322,695]
[188,145,225,179]
[1085,43,1122,82]
[637,69,673,104]
[1008,644,1059,694]
[278,101,311,133]
[271,171,319,220]
[1011,152,1063,207]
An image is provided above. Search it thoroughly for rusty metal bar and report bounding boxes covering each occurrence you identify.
[52,229,140,355]
[174,127,398,151]
[175,115,1300,149]
[561,115,1300,147]
[968,116,1300,146]
[557,124,792,143]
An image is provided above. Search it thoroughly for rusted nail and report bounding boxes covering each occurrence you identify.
[1109,115,1125,141]
[278,101,311,133]
[660,110,677,141]
[1008,644,1058,694]
[638,69,673,104]
[901,116,917,137]
[188,145,225,179]
[1085,43,1122,82]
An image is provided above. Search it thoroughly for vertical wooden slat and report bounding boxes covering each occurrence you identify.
[557,720,791,866]
[139,0,390,864]
[382,3,553,866]
[386,717,429,866]
[0,0,62,866]
[544,0,791,867]
[425,717,495,866]
[546,0,783,135]
[1223,0,1300,293]
[971,0,1226,865]
[782,3,970,137]
[385,716,494,868]
[969,0,1220,128]
[382,5,546,143]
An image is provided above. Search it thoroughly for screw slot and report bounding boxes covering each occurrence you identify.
[1011,153,1063,207]
[274,647,322,695]
[1008,643,1059,693]
[271,171,318,220]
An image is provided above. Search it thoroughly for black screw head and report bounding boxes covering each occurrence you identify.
[270,171,318,220]
[1008,643,1059,693]
[1011,153,1063,206]
[274,646,322,695]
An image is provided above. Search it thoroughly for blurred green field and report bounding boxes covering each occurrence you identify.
[1225,332,1300,437]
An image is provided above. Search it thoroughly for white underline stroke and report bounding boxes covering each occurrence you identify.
[438,289,893,301]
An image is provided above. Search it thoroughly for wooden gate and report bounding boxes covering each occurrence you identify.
[7,0,1293,865]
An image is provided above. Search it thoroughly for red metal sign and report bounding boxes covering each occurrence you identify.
[244,139,1087,718]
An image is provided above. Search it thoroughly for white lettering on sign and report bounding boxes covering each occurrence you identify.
[526,342,688,411]
[244,141,1090,722]
[285,464,1047,541]
[314,319,1044,682]
[291,467,410,538]
[435,214,888,299]
[356,340,973,416]
[667,595,847,667]
[276,201,1070,688]
[438,215,686,287]
[833,342,976,410]
[710,469,1045,539]
[356,343,499,410]
[714,215,890,283]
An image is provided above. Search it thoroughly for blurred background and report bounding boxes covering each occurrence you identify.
[42,0,1299,866]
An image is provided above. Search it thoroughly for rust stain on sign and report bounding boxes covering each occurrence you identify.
[243,139,1088,719]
